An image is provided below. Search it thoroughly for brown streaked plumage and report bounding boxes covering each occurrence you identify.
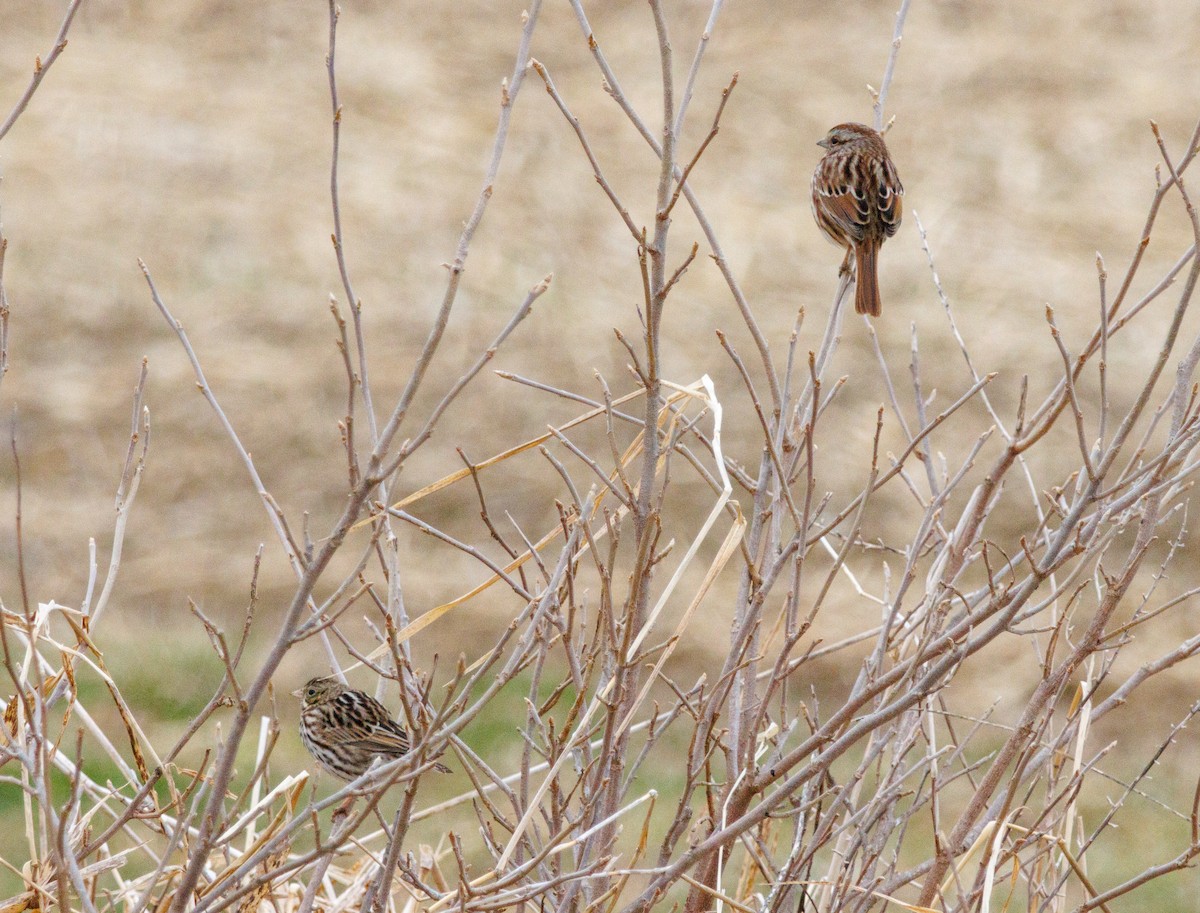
[293,676,450,780]
[811,122,903,317]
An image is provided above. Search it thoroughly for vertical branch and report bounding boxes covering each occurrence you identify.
[589,10,680,880]
[8,420,31,620]
[0,211,9,397]
[674,0,725,137]
[872,0,912,131]
[635,0,677,529]
[326,0,378,448]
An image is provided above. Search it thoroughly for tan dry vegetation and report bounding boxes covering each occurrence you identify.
[3,0,1200,908]
[2,1,1196,674]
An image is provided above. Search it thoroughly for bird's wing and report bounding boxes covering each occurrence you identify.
[877,158,903,237]
[330,690,411,755]
[345,719,411,755]
[324,698,375,741]
[813,168,871,243]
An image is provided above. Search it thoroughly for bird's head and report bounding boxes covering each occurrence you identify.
[817,122,879,151]
[292,676,344,706]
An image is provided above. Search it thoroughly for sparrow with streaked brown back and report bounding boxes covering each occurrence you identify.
[294,676,450,780]
[811,122,904,316]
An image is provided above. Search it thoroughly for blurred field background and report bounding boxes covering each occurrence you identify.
[3,0,1200,902]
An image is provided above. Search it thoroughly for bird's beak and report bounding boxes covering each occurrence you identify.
[291,688,303,698]
[817,139,829,149]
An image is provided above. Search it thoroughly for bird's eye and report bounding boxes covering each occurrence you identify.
[828,136,840,145]
[306,688,317,698]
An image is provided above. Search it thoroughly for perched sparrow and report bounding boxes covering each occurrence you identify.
[811,122,904,316]
[293,676,450,780]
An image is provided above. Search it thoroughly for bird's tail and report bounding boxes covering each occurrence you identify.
[854,241,882,317]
